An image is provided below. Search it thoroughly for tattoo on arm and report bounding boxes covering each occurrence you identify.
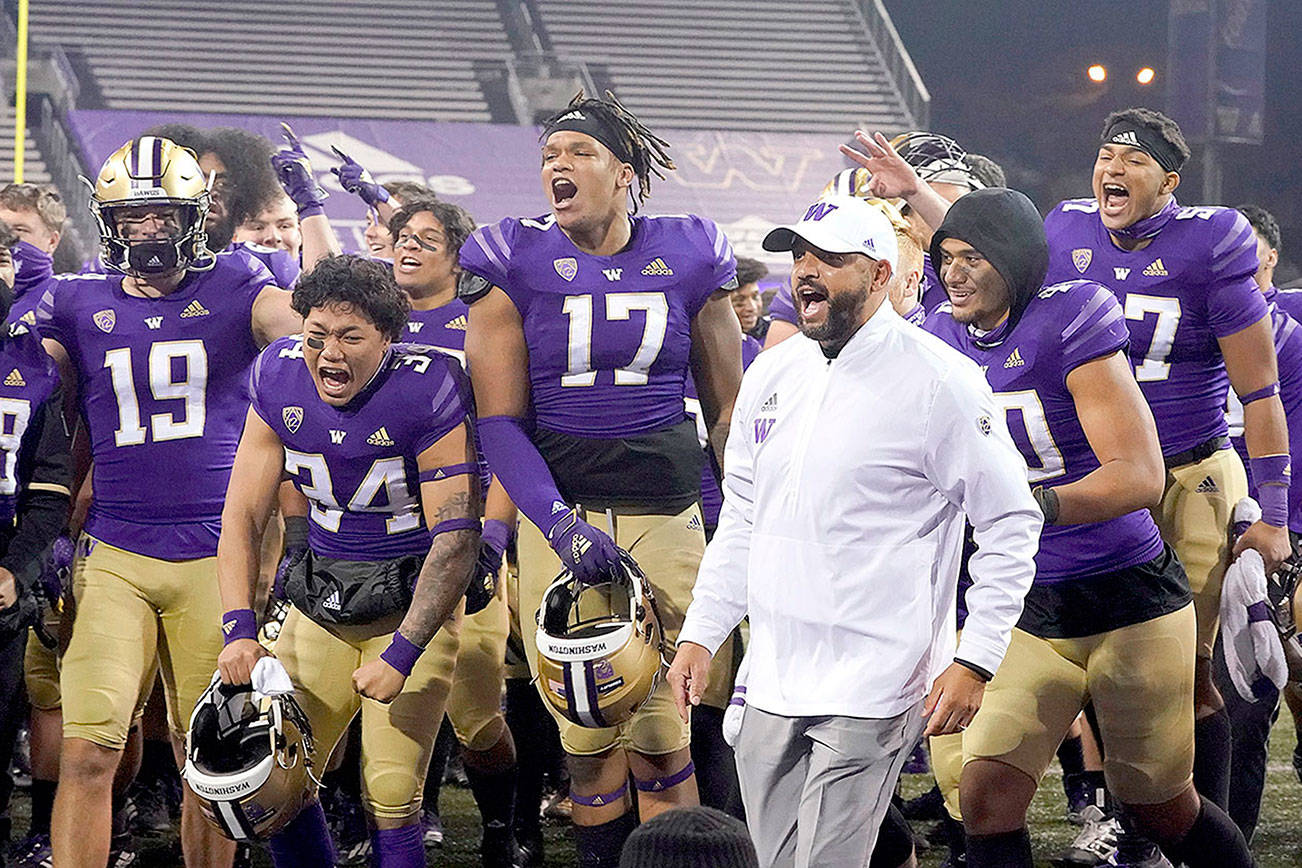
[398,489,480,647]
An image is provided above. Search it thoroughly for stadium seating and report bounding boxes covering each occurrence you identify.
[0,102,51,184]
[26,0,512,121]
[530,0,925,132]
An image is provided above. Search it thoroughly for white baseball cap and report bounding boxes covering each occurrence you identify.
[762,194,899,273]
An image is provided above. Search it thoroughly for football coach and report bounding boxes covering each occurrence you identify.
[668,195,1042,868]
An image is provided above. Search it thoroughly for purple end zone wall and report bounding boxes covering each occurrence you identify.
[69,110,855,278]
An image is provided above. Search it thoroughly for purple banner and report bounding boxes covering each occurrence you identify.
[68,110,859,271]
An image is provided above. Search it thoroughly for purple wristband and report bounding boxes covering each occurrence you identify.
[430,518,480,537]
[221,609,258,645]
[1238,382,1280,405]
[482,519,512,554]
[419,463,475,484]
[1246,601,1272,623]
[380,632,423,677]
[297,202,325,220]
[1250,454,1291,527]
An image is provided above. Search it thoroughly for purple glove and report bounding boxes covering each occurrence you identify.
[38,533,75,604]
[330,146,390,208]
[467,519,511,615]
[547,510,621,585]
[271,122,328,217]
[273,515,309,601]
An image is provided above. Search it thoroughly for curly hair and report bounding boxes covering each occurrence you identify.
[735,257,768,287]
[541,90,674,212]
[203,127,281,227]
[292,255,411,341]
[964,154,1006,189]
[387,197,476,258]
[1101,108,1191,170]
[1237,204,1281,253]
[383,181,437,205]
[0,183,67,233]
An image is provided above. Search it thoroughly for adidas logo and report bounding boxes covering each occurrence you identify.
[222,618,238,635]
[1004,347,1025,368]
[179,299,210,318]
[147,255,163,267]
[760,392,778,412]
[1143,258,1168,277]
[445,315,468,331]
[686,514,703,532]
[1195,476,1219,494]
[1112,130,1141,147]
[3,368,25,387]
[366,427,395,447]
[322,591,341,611]
[642,257,674,276]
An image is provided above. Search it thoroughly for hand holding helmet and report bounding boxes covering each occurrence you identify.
[546,509,621,584]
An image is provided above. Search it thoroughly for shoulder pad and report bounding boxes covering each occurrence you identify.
[457,271,493,304]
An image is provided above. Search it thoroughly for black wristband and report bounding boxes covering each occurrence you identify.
[954,657,993,682]
[282,515,309,550]
[1032,486,1060,525]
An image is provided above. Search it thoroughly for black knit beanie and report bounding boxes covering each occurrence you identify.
[619,806,759,868]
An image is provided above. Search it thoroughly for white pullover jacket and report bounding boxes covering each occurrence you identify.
[679,304,1042,718]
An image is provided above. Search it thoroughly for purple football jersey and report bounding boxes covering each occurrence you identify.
[769,283,796,327]
[1045,200,1265,456]
[36,251,276,559]
[231,241,299,289]
[919,251,946,313]
[685,334,761,527]
[404,299,468,363]
[1232,288,1302,531]
[459,213,735,437]
[924,279,1164,580]
[0,324,62,524]
[251,338,472,561]
[1272,287,1302,325]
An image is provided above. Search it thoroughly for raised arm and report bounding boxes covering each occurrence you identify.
[250,285,303,348]
[271,122,341,273]
[216,406,287,684]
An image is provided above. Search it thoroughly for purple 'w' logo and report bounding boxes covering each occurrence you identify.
[803,202,839,222]
[754,418,775,443]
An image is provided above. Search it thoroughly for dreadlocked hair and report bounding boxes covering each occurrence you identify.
[545,90,675,213]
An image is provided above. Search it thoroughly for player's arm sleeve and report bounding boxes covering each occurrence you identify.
[688,216,739,308]
[1206,211,1269,338]
[1059,283,1129,380]
[33,281,70,354]
[412,357,475,455]
[1,388,72,579]
[678,374,760,654]
[921,366,1042,677]
[457,220,517,305]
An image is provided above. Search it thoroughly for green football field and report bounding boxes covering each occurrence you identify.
[10,711,1302,866]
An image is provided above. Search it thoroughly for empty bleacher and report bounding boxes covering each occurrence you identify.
[531,0,926,132]
[26,0,513,121]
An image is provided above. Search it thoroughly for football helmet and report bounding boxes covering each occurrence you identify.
[183,675,316,841]
[535,549,665,729]
[87,136,215,276]
[889,131,986,191]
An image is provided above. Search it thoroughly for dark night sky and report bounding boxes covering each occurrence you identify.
[882,0,1302,280]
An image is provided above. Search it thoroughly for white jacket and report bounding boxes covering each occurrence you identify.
[679,304,1042,718]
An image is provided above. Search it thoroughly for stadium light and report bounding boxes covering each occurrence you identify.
[1137,67,1156,85]
[1087,64,1107,83]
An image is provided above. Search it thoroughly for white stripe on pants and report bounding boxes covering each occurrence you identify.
[735,702,925,868]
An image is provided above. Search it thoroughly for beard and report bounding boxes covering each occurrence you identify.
[799,284,869,352]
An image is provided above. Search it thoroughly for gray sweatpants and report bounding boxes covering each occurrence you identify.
[734,702,925,868]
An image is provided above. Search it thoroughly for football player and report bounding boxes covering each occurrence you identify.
[36,136,300,868]
[235,192,302,260]
[216,254,479,868]
[0,183,66,327]
[386,196,527,866]
[923,188,1253,868]
[1043,108,1291,811]
[0,217,72,865]
[729,258,769,341]
[459,91,743,867]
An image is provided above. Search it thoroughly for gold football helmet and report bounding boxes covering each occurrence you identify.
[87,136,215,275]
[183,675,316,841]
[535,550,665,729]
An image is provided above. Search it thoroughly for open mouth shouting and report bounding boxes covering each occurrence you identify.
[396,253,423,275]
[797,283,829,322]
[551,177,578,210]
[316,362,353,400]
[1100,182,1130,218]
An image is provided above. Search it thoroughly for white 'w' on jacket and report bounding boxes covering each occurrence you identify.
[679,303,1043,719]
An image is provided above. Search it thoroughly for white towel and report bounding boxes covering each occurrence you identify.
[1220,498,1288,701]
[251,656,295,698]
[722,654,749,747]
